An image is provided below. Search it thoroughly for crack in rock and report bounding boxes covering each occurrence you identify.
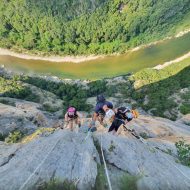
[0,144,21,168]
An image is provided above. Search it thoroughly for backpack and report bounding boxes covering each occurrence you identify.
[132,109,139,118]
[117,107,133,121]
[117,107,130,115]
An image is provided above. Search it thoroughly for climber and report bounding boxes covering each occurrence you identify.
[64,106,81,131]
[108,107,137,135]
[89,94,113,130]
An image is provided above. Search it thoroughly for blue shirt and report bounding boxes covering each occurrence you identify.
[95,101,113,114]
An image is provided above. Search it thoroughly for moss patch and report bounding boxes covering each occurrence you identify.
[119,174,140,190]
[22,128,56,143]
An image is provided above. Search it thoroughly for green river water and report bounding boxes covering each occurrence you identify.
[0,33,190,80]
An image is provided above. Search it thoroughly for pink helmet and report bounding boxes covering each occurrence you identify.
[68,107,76,115]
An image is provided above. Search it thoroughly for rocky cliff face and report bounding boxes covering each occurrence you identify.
[0,101,190,190]
[0,100,60,137]
[0,130,99,190]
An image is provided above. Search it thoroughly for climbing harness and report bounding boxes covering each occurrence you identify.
[100,134,113,190]
[19,129,63,190]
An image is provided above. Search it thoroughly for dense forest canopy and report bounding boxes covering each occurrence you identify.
[26,0,108,20]
[0,0,190,55]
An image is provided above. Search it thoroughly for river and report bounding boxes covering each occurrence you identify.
[0,32,190,80]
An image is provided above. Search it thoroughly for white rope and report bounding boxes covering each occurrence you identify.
[129,131,190,183]
[159,151,190,182]
[84,130,91,141]
[19,124,92,190]
[146,143,190,182]
[100,134,113,190]
[19,130,62,190]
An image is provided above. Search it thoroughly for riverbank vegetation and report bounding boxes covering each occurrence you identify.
[0,0,190,55]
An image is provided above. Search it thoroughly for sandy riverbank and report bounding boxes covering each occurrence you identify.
[0,48,104,63]
[0,28,190,63]
[130,28,190,53]
[154,51,190,70]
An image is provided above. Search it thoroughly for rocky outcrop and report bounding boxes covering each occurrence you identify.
[94,133,190,190]
[0,103,37,136]
[177,114,190,126]
[1,111,190,190]
[0,101,59,136]
[0,130,99,190]
[94,114,190,190]
[125,115,190,142]
[24,84,63,112]
[0,142,21,167]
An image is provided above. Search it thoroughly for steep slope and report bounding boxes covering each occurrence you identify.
[0,108,190,190]
[130,59,190,120]
[0,101,58,137]
[1,65,190,187]
[0,130,99,190]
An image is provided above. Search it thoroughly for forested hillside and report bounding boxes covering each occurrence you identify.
[26,0,107,20]
[0,0,190,55]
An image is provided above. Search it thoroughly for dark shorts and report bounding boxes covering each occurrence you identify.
[108,119,124,132]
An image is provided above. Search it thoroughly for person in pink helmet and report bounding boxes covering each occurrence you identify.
[64,106,81,131]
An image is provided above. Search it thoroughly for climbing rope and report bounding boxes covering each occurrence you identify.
[160,151,190,182]
[71,123,96,186]
[84,130,91,141]
[124,125,190,183]
[100,134,113,190]
[123,124,145,143]
[19,120,94,190]
[84,118,112,189]
[19,129,63,190]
